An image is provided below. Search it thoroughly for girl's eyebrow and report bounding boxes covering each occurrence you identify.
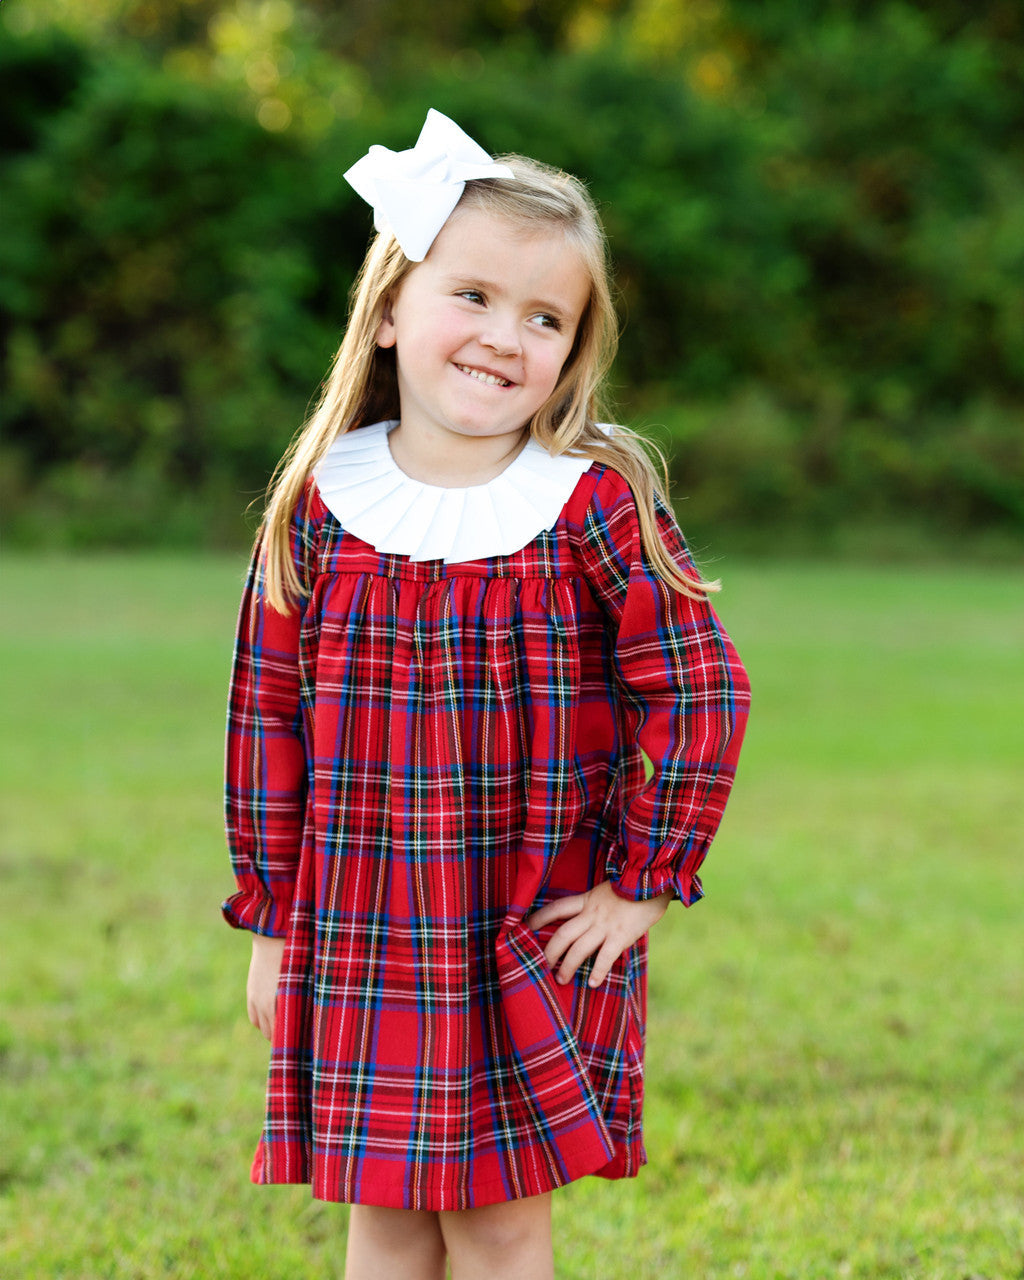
[443,274,578,319]
[442,273,499,292]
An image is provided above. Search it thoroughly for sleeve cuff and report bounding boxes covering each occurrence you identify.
[608,862,704,907]
[221,890,290,937]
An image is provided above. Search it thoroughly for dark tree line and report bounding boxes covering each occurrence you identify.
[1,2,1022,551]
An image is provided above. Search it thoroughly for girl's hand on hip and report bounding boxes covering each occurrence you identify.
[247,934,286,1041]
[525,881,672,988]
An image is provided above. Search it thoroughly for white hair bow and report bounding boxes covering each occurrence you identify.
[344,109,514,262]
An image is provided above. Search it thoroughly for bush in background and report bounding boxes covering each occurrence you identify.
[1,4,1022,552]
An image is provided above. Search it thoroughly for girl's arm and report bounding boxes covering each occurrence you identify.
[222,481,320,940]
[543,466,750,981]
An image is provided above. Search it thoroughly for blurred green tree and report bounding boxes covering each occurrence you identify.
[1,0,1022,550]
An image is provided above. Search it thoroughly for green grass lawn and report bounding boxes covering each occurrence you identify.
[1,554,1021,1280]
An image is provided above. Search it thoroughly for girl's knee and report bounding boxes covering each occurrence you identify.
[348,1203,443,1252]
[345,1205,447,1280]
[440,1194,553,1274]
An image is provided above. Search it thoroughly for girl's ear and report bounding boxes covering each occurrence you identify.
[376,300,397,349]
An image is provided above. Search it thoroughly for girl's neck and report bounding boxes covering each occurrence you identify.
[387,422,530,489]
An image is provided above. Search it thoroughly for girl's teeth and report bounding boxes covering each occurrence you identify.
[458,365,510,387]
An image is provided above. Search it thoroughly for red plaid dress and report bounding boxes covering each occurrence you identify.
[223,426,749,1210]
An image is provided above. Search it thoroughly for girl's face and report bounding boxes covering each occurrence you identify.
[376,207,590,451]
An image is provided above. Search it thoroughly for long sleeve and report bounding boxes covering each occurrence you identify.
[569,466,750,905]
[222,482,321,936]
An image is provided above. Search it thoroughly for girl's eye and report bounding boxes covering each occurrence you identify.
[532,313,562,331]
[457,290,485,305]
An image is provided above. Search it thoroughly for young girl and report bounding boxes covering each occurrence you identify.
[223,110,749,1280]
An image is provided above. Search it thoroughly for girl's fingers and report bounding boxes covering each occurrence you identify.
[541,913,593,968]
[525,894,585,931]
[246,934,285,1042]
[587,939,623,989]
[248,996,268,1040]
[254,999,274,1041]
[553,930,605,985]
[247,982,276,1041]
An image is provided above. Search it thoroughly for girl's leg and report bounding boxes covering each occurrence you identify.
[344,1204,447,1280]
[439,1192,554,1280]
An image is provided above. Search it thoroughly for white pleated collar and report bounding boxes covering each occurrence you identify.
[315,420,597,563]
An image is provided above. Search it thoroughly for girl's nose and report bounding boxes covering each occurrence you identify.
[480,317,521,357]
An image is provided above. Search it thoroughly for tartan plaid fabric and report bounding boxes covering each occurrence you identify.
[223,461,749,1209]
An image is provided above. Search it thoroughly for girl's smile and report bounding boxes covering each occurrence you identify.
[376,206,590,485]
[454,363,514,388]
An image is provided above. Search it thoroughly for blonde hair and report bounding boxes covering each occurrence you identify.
[259,154,718,611]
